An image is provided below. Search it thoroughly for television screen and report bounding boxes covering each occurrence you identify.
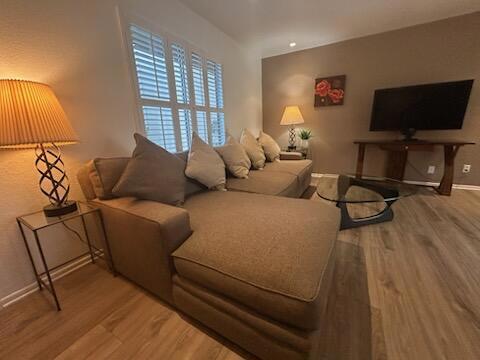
[370,80,474,131]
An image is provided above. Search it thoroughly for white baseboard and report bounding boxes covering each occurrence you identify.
[0,253,95,309]
[311,173,480,191]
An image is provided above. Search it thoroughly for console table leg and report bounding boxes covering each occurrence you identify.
[437,145,458,196]
[386,151,407,181]
[355,144,365,179]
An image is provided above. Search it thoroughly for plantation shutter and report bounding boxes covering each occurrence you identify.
[142,106,176,152]
[130,25,177,150]
[129,24,226,151]
[207,60,225,145]
[130,25,170,101]
[178,109,193,151]
[171,43,190,105]
[191,53,206,107]
[196,110,208,143]
[210,112,225,146]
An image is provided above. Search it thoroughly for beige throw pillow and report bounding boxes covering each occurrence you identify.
[240,129,266,169]
[185,133,226,190]
[112,133,186,205]
[216,136,251,178]
[258,131,281,162]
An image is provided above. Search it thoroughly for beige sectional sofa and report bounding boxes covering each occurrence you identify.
[77,154,340,360]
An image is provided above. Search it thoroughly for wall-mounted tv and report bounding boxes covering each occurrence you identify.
[370,79,474,138]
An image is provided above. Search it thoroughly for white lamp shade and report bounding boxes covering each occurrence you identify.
[280,105,305,126]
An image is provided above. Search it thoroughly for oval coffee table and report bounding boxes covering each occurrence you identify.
[316,175,417,230]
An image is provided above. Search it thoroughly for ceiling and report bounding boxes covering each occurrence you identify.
[179,0,480,58]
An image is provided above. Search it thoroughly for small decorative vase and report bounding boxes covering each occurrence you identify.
[301,139,309,149]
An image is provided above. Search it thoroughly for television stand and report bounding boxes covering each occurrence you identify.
[353,139,475,195]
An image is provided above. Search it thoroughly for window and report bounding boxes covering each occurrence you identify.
[129,24,226,152]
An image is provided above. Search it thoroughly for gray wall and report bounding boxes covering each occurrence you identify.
[262,12,480,185]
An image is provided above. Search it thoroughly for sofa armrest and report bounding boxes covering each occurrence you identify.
[92,197,192,304]
[280,151,304,160]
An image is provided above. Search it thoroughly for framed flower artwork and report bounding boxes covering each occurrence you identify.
[314,75,346,107]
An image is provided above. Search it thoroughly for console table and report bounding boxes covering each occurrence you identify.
[353,139,475,196]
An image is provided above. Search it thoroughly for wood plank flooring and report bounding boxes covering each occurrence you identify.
[1,184,479,359]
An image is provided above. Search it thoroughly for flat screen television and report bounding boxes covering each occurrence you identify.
[370,79,474,139]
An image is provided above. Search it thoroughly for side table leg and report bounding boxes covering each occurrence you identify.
[33,230,61,311]
[17,220,42,291]
[98,211,116,276]
[80,215,96,264]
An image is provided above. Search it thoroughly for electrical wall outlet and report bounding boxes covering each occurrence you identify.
[427,165,436,174]
[463,164,471,173]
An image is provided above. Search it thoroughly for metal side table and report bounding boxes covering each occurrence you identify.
[16,201,116,311]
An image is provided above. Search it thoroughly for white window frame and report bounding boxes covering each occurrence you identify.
[122,16,226,152]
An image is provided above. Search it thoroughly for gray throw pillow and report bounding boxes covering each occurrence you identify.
[112,133,186,205]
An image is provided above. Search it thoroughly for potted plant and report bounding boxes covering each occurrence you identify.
[298,129,312,149]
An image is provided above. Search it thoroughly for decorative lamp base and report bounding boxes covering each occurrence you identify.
[43,201,78,217]
[287,145,297,151]
[288,126,297,149]
[35,143,76,217]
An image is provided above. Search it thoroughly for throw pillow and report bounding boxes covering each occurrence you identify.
[185,132,226,190]
[216,136,251,178]
[112,133,186,205]
[258,131,281,162]
[240,129,266,169]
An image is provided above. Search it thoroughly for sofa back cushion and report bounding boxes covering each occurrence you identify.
[88,158,130,200]
[78,150,205,202]
[112,133,187,205]
[77,161,97,201]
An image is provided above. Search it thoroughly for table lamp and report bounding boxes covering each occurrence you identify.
[0,79,79,217]
[280,105,304,150]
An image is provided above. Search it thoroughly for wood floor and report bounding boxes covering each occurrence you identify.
[1,185,479,359]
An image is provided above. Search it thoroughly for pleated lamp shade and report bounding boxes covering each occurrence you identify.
[280,105,305,126]
[0,79,78,149]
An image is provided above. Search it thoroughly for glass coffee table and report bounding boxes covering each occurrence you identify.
[316,175,417,230]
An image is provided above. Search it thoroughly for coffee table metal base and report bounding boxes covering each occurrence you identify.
[337,201,395,230]
[337,178,399,230]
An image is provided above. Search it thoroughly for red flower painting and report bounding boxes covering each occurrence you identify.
[315,80,331,97]
[328,88,345,103]
[314,75,346,107]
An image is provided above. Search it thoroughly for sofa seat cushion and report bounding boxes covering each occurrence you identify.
[226,169,299,197]
[173,191,339,330]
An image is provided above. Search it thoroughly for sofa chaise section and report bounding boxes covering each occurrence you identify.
[172,191,339,359]
[174,191,338,329]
